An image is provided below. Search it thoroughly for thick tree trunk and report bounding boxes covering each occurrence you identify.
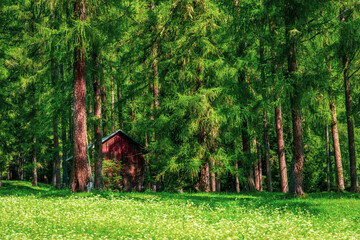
[264,111,272,192]
[199,161,210,192]
[93,48,103,190]
[72,0,91,192]
[330,101,344,190]
[287,14,304,195]
[33,138,37,187]
[291,106,304,196]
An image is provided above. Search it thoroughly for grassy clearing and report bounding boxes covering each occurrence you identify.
[1,181,360,239]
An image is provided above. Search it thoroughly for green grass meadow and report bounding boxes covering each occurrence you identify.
[1,181,360,239]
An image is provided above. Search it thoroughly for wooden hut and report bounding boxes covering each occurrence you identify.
[68,129,146,192]
[98,129,145,192]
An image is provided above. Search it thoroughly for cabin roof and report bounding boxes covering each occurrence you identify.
[66,129,144,161]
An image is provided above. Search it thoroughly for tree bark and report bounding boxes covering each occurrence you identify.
[330,101,344,190]
[111,76,115,132]
[19,153,23,181]
[93,47,104,190]
[258,147,263,191]
[271,18,288,193]
[210,157,216,192]
[243,123,255,191]
[50,0,60,190]
[235,161,240,193]
[216,179,221,192]
[72,0,91,192]
[62,116,68,188]
[264,111,272,192]
[343,54,358,192]
[340,13,358,192]
[101,84,107,136]
[290,106,304,196]
[326,124,333,191]
[53,109,60,189]
[33,138,37,187]
[117,85,123,127]
[253,136,260,191]
[286,12,304,196]
[199,161,210,192]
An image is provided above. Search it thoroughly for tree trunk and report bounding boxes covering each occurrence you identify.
[340,11,358,193]
[235,162,240,193]
[210,157,216,192]
[216,179,221,192]
[330,101,344,190]
[50,1,60,190]
[68,106,74,187]
[62,116,68,188]
[117,85,123,127]
[0,173,2,187]
[131,95,135,136]
[264,111,272,192]
[344,56,358,192]
[326,124,333,191]
[290,106,304,196]
[253,136,260,191]
[243,123,255,191]
[33,138,37,187]
[258,148,263,192]
[101,84,107,136]
[275,105,288,193]
[111,75,115,132]
[19,153,23,181]
[93,47,103,190]
[199,161,210,192]
[271,17,288,193]
[286,12,304,196]
[72,0,91,192]
[53,112,60,189]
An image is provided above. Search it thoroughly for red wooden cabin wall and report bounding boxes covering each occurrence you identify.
[102,133,145,191]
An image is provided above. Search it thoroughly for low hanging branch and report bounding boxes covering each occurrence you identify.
[349,65,360,79]
[301,1,360,43]
[328,1,360,23]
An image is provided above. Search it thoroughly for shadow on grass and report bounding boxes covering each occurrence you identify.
[0,181,72,198]
[2,180,359,218]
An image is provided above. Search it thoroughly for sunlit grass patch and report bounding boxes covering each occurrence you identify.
[1,181,360,239]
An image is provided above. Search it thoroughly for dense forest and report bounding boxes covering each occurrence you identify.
[1,0,360,196]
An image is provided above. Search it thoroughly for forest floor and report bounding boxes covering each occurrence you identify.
[1,181,360,239]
